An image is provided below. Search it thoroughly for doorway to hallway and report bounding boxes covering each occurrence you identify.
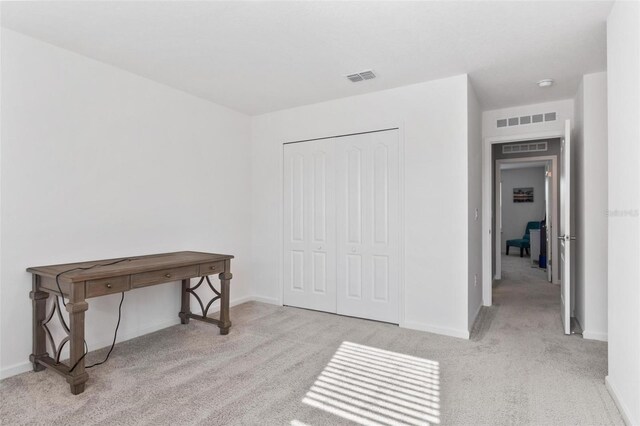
[488,135,575,335]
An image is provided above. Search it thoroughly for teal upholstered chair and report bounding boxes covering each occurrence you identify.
[506,221,540,257]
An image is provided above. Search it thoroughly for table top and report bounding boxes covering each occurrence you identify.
[26,251,233,283]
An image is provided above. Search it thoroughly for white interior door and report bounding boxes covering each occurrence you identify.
[335,130,400,323]
[559,120,572,334]
[283,139,336,312]
[545,163,553,283]
[495,168,502,279]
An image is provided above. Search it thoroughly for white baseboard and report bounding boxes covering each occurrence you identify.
[251,295,280,305]
[605,376,635,426]
[402,320,470,340]
[0,295,271,381]
[0,361,32,380]
[582,329,608,342]
[200,294,256,314]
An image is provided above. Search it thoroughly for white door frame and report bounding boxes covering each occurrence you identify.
[482,130,563,306]
[280,126,406,326]
[494,155,558,281]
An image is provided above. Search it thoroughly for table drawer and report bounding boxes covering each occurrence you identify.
[131,265,198,288]
[199,261,224,276]
[86,276,130,298]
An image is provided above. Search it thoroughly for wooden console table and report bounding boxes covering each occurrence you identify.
[27,251,233,395]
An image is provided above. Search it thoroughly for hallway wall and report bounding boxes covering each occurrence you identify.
[606,1,640,424]
[574,72,608,342]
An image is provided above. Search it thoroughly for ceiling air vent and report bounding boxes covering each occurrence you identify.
[359,70,376,80]
[502,141,548,154]
[346,70,376,83]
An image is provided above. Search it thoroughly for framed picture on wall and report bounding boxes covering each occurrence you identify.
[513,187,534,203]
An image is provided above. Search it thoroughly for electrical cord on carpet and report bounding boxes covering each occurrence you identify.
[53,258,135,373]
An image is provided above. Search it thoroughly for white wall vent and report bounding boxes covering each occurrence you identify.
[502,141,548,154]
[497,112,556,128]
[346,70,376,82]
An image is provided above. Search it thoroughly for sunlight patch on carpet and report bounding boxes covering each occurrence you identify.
[301,341,440,426]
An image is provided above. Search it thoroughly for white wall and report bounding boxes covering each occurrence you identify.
[574,72,608,342]
[574,79,586,332]
[250,74,477,339]
[571,78,584,337]
[0,30,252,378]
[467,81,483,330]
[500,167,546,252]
[606,2,640,424]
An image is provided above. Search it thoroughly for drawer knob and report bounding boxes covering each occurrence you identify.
[165,273,172,278]
[106,283,112,289]
[210,266,216,270]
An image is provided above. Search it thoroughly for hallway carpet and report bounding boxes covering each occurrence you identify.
[1,263,621,425]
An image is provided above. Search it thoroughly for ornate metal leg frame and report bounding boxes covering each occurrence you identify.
[179,268,232,334]
[30,276,89,395]
[41,296,71,366]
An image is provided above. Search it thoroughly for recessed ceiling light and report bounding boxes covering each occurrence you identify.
[537,79,554,88]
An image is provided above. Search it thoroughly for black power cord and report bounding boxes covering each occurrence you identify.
[69,292,125,372]
[53,258,134,372]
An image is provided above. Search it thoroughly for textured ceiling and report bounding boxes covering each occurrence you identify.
[1,1,613,115]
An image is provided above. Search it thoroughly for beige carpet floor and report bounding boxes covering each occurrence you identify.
[1,257,622,425]
[500,252,549,283]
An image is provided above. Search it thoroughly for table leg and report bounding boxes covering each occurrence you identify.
[218,261,232,335]
[66,299,89,395]
[179,278,191,324]
[29,275,48,372]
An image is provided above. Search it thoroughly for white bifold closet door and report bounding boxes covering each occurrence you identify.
[283,138,337,312]
[283,129,399,324]
[335,131,399,323]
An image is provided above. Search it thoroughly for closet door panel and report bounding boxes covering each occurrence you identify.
[283,139,336,312]
[336,130,399,323]
[373,255,389,302]
[347,254,363,299]
[347,147,363,245]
